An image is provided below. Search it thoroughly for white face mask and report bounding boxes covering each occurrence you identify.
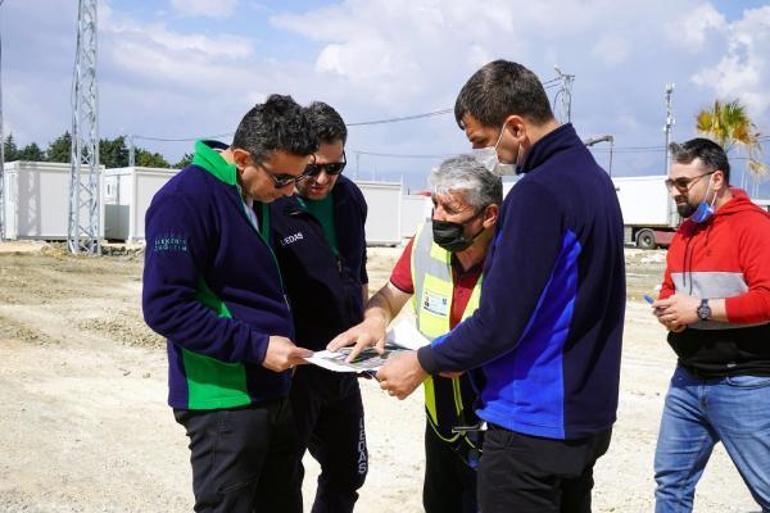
[472,124,517,176]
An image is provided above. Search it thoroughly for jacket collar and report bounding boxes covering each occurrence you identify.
[192,140,237,186]
[520,123,580,173]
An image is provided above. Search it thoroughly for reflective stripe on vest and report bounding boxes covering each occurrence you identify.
[411,221,482,442]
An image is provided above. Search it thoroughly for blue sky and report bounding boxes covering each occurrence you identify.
[2,0,770,193]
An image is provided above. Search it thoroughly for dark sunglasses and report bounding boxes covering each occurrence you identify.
[304,151,347,177]
[664,171,716,192]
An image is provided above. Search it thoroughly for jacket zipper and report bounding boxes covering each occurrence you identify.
[235,186,291,312]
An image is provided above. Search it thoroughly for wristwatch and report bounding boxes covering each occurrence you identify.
[697,298,712,321]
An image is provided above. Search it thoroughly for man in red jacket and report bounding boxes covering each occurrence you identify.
[652,138,770,513]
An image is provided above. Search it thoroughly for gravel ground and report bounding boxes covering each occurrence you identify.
[0,245,761,512]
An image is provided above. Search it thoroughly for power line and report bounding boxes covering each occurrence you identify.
[350,149,458,159]
[347,108,453,126]
[134,132,233,142]
[130,77,565,142]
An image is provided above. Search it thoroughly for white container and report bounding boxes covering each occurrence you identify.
[104,167,178,241]
[1,161,105,240]
[400,193,431,239]
[612,175,677,228]
[355,180,403,246]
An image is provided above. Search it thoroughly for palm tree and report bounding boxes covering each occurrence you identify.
[695,99,767,193]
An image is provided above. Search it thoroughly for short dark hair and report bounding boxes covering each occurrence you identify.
[454,60,554,129]
[232,94,318,164]
[669,138,731,184]
[306,101,347,145]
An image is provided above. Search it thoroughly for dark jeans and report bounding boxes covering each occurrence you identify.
[478,424,612,513]
[174,397,302,513]
[423,421,478,513]
[290,365,368,513]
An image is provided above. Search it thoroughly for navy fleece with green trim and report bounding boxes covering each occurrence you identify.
[142,140,294,410]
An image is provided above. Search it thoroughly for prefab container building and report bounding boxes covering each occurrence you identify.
[400,193,431,239]
[104,167,178,241]
[355,180,403,246]
[1,161,105,240]
[102,172,402,245]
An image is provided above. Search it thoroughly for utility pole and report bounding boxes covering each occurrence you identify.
[0,0,6,241]
[554,65,575,123]
[128,134,135,167]
[68,0,100,254]
[663,83,675,174]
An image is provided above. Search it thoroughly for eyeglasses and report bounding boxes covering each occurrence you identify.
[258,156,315,188]
[304,151,347,177]
[664,171,716,192]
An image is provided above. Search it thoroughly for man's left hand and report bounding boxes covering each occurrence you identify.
[376,352,428,400]
[653,293,700,327]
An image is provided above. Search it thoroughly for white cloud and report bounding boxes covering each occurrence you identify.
[100,4,257,93]
[666,3,726,52]
[170,0,238,18]
[5,0,770,192]
[592,34,631,66]
[691,6,770,116]
[104,7,252,61]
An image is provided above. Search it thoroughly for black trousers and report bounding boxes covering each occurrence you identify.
[290,365,368,513]
[423,421,478,513]
[174,397,302,513]
[478,424,612,513]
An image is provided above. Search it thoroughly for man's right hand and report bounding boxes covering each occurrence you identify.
[262,336,313,373]
[650,302,686,333]
[327,317,388,363]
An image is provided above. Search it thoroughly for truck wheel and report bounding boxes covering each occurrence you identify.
[636,229,657,250]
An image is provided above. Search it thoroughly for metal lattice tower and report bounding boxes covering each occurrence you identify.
[68,0,100,254]
[0,0,7,241]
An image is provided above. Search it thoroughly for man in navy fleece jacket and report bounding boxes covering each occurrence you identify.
[376,60,626,512]
[143,95,317,513]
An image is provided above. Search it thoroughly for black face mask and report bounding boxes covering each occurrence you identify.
[432,210,486,253]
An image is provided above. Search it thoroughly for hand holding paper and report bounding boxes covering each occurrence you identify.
[314,319,431,372]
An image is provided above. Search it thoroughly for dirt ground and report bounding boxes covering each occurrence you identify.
[0,243,762,512]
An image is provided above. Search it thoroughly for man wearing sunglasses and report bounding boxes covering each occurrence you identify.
[651,138,770,513]
[143,94,317,513]
[270,101,369,513]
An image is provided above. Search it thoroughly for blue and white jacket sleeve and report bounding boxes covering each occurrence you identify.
[417,180,565,373]
[142,191,270,364]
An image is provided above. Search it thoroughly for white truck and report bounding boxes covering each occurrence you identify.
[489,175,679,250]
[612,175,678,249]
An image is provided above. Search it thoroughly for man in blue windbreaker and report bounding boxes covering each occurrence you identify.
[142,95,317,513]
[374,60,626,512]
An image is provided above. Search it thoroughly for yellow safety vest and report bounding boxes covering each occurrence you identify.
[411,222,482,445]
